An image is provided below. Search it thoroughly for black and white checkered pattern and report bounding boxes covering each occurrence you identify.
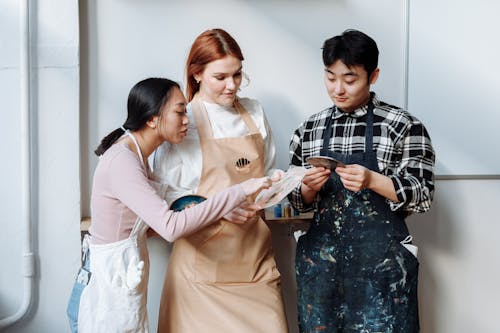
[288,93,435,215]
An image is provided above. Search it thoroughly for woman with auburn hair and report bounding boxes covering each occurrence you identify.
[153,29,288,332]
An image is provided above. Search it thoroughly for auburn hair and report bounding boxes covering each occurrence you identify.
[185,28,244,101]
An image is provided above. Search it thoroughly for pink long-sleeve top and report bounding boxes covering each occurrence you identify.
[89,142,247,244]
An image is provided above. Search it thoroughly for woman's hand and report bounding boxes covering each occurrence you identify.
[223,201,262,225]
[270,169,285,182]
[240,176,273,196]
[226,176,276,224]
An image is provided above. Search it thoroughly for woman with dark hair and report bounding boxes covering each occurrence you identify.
[67,77,273,333]
[154,29,288,332]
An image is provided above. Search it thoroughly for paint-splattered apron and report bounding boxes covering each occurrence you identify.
[157,97,288,333]
[296,103,419,333]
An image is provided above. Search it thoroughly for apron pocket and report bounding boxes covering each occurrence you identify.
[395,238,419,277]
[232,152,259,174]
[99,249,147,296]
[400,235,418,259]
[194,221,273,283]
[368,239,419,295]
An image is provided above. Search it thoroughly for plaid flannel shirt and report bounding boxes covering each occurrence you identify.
[288,93,435,216]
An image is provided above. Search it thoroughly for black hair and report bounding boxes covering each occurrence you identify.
[94,78,180,156]
[322,29,379,79]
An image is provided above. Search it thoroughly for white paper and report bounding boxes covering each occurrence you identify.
[255,166,307,208]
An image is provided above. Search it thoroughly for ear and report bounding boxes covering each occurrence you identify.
[369,68,380,85]
[146,115,159,129]
[193,73,201,84]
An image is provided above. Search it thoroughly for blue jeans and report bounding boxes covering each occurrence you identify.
[66,244,90,333]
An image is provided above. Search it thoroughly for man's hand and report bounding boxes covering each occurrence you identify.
[335,164,372,192]
[335,164,399,202]
[301,167,331,204]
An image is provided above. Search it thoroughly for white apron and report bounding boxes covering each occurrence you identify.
[78,131,159,333]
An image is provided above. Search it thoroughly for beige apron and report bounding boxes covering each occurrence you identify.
[157,98,288,333]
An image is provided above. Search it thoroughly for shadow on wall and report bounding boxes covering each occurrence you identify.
[407,180,460,333]
[269,223,299,333]
[79,0,99,218]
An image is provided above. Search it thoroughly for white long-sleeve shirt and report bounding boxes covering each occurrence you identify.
[153,97,277,204]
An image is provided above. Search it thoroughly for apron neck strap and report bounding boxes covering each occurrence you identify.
[322,100,375,152]
[191,95,259,140]
[114,127,149,238]
[234,99,259,134]
[321,108,335,152]
[124,130,149,238]
[365,102,374,151]
[191,98,213,139]
[124,130,146,168]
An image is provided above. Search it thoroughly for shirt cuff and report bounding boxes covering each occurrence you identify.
[388,175,408,211]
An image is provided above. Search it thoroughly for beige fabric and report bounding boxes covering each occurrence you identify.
[158,97,288,333]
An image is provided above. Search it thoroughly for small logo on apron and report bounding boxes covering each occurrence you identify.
[235,157,251,170]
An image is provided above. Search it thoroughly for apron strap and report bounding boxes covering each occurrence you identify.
[321,99,375,153]
[191,95,260,140]
[234,98,260,134]
[123,130,148,238]
[191,100,213,140]
[129,216,148,238]
[321,108,335,152]
[365,102,374,152]
[125,130,146,168]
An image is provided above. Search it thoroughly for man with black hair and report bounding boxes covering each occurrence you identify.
[288,29,435,332]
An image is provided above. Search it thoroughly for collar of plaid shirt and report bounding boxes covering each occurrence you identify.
[332,92,379,119]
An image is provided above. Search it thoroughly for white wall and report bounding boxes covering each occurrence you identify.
[1,1,499,332]
[408,0,500,176]
[408,179,500,333]
[0,0,24,320]
[79,0,407,217]
[0,0,81,332]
